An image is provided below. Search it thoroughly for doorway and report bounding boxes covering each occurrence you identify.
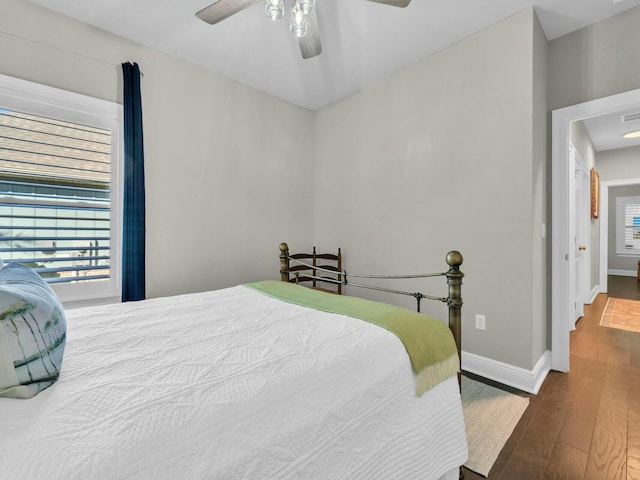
[552,88,640,372]
[599,179,640,301]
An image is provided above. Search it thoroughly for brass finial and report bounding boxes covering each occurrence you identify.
[446,251,463,267]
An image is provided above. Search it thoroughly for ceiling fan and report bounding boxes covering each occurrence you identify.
[196,0,412,60]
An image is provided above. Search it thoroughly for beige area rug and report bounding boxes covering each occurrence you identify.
[461,376,529,477]
[599,297,640,333]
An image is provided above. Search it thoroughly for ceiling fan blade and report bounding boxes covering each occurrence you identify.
[298,9,322,59]
[196,0,260,25]
[365,0,411,7]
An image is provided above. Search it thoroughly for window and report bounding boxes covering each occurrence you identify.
[0,74,122,305]
[616,195,640,256]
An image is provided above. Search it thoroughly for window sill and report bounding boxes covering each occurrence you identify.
[615,252,640,258]
[62,295,121,310]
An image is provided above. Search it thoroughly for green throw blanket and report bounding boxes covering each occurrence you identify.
[245,280,459,396]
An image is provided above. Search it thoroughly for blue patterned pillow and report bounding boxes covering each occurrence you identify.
[0,263,66,398]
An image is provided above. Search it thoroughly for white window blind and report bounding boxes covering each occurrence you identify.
[0,110,111,283]
[624,202,640,252]
[616,195,640,256]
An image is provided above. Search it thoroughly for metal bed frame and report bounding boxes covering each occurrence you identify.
[279,242,466,480]
[278,242,464,383]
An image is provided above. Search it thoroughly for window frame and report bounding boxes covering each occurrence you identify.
[0,73,123,306]
[615,195,640,257]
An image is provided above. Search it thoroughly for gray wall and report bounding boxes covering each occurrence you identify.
[548,7,640,112]
[570,121,596,167]
[0,0,315,299]
[607,184,640,272]
[597,145,640,182]
[314,9,546,370]
[531,12,549,369]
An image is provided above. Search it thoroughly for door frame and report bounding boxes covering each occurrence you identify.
[599,179,640,291]
[552,88,640,372]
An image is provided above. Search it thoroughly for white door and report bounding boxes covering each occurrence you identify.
[570,145,590,327]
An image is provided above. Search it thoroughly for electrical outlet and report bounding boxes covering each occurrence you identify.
[475,314,486,331]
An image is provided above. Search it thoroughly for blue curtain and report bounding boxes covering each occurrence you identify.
[122,62,146,302]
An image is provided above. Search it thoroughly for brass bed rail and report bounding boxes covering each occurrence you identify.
[279,242,464,374]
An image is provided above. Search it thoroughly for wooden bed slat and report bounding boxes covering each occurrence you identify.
[280,244,342,295]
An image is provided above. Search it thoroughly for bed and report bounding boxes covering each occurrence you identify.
[0,243,467,480]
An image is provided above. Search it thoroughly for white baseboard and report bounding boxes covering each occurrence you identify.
[461,350,551,394]
[608,269,637,277]
[588,285,600,304]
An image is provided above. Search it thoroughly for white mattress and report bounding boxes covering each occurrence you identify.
[0,285,467,479]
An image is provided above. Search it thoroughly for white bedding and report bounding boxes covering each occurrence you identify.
[0,285,467,479]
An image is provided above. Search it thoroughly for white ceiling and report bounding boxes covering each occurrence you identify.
[25,0,640,152]
[27,0,640,111]
[583,107,640,151]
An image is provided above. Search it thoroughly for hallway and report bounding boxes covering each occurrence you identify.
[608,274,640,301]
[464,276,640,479]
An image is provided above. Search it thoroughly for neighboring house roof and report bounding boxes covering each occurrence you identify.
[0,110,110,185]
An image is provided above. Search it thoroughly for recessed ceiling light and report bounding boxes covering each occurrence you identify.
[623,130,640,139]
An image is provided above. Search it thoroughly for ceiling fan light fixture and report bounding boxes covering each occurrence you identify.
[264,0,285,21]
[197,0,413,60]
[295,0,315,15]
[290,3,308,38]
[623,130,640,139]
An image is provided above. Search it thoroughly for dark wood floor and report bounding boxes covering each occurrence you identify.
[462,275,640,480]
